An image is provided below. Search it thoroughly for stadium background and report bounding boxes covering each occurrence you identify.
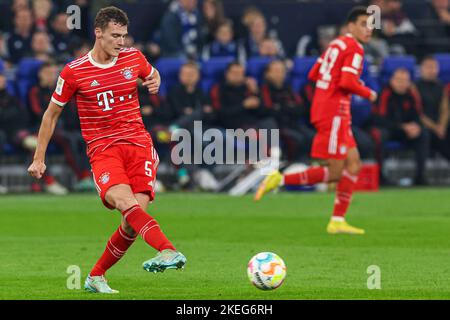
[0,0,449,194]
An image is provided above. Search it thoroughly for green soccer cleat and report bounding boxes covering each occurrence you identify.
[84,275,119,294]
[143,249,187,273]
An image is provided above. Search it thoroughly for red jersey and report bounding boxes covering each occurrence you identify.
[51,47,155,158]
[308,34,372,124]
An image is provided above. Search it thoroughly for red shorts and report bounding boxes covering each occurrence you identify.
[311,116,356,160]
[90,144,159,209]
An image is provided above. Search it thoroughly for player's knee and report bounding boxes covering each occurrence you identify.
[328,169,343,182]
[113,196,137,212]
[105,187,137,212]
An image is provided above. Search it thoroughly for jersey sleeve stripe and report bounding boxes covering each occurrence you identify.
[51,96,67,107]
[342,67,358,75]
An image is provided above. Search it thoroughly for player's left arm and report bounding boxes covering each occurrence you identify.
[142,68,161,95]
[136,49,161,95]
[339,48,377,102]
[307,56,324,82]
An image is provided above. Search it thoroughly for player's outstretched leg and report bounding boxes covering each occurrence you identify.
[106,185,186,273]
[327,148,364,235]
[142,249,187,273]
[254,166,329,201]
[119,204,187,273]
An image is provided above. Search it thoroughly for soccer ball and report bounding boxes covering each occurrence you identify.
[247,252,286,290]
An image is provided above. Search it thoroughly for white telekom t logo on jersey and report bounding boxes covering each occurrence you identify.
[97,90,114,111]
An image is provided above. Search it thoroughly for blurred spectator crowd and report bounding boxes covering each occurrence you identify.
[0,0,450,194]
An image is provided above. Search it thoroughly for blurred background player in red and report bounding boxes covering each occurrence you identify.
[27,6,186,294]
[255,6,378,235]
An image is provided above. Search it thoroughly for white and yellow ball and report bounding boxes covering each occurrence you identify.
[247,252,286,290]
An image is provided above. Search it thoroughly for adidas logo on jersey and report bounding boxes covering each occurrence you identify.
[90,80,100,87]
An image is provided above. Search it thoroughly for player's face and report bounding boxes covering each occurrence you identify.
[420,59,439,81]
[226,65,245,85]
[96,22,128,57]
[349,15,372,44]
[390,70,411,94]
[179,65,200,87]
[266,62,286,86]
[39,66,57,87]
[216,25,233,44]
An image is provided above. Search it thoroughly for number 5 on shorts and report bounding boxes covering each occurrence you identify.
[145,161,153,177]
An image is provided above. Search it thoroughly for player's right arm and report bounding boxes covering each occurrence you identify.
[27,101,63,179]
[338,47,377,102]
[28,64,77,179]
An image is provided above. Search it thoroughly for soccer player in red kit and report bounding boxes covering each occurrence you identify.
[27,7,186,293]
[255,7,378,235]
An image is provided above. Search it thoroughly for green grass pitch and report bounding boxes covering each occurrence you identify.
[1,189,450,300]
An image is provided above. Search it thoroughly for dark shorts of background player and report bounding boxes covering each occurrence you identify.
[90,144,159,210]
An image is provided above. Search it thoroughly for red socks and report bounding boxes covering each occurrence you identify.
[283,166,329,185]
[90,225,137,276]
[332,170,358,218]
[283,166,358,219]
[121,205,176,252]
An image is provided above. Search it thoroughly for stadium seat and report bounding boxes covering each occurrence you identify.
[154,57,187,96]
[361,61,380,93]
[434,53,450,84]
[384,141,406,150]
[349,61,379,127]
[246,57,275,83]
[351,95,372,127]
[201,57,234,93]
[291,56,317,92]
[380,56,417,85]
[16,58,44,105]
[0,58,17,96]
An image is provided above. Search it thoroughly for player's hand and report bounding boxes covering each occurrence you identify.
[142,71,160,95]
[243,96,260,109]
[245,77,259,94]
[369,90,378,102]
[28,160,46,179]
[203,105,213,113]
[402,122,421,139]
[435,124,446,140]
